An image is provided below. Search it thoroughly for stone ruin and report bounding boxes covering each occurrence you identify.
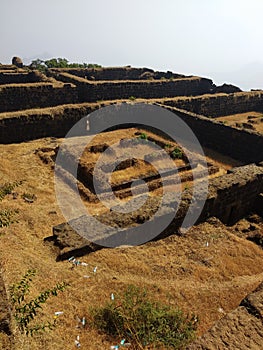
[0,60,262,253]
[0,59,263,347]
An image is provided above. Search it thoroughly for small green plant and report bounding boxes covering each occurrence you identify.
[165,143,172,149]
[0,181,23,201]
[129,96,137,101]
[9,270,37,305]
[138,132,148,140]
[9,269,69,336]
[91,285,197,349]
[171,147,183,159]
[0,209,18,228]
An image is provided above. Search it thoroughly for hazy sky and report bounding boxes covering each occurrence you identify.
[1,0,263,90]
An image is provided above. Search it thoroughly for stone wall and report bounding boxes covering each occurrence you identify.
[0,71,42,85]
[51,66,186,80]
[0,83,78,112]
[0,65,18,71]
[254,193,263,216]
[83,78,214,102]
[2,101,262,164]
[201,164,263,225]
[88,103,263,164]
[51,72,214,102]
[0,104,94,143]
[163,106,263,163]
[163,91,263,117]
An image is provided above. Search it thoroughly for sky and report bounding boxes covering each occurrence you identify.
[1,0,263,90]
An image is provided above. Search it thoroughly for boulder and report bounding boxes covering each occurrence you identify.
[187,282,263,349]
[11,56,23,68]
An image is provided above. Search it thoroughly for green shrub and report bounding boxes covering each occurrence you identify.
[90,285,197,349]
[29,58,102,70]
[171,147,183,159]
[0,209,18,228]
[138,132,148,140]
[0,181,23,201]
[9,269,69,336]
[129,96,137,101]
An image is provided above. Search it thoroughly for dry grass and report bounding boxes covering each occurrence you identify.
[0,137,263,349]
[89,76,202,85]
[215,111,263,134]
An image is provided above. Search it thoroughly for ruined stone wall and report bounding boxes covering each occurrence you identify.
[51,67,186,80]
[164,106,263,163]
[51,72,214,102]
[1,102,263,164]
[0,83,78,112]
[163,91,263,117]
[0,71,42,85]
[202,164,263,225]
[0,65,18,71]
[52,163,263,256]
[83,78,214,101]
[88,103,263,164]
[0,104,94,143]
[164,163,263,232]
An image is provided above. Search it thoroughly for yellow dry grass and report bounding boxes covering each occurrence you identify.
[0,138,263,350]
[215,111,263,134]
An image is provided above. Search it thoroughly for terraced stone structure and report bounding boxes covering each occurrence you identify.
[0,60,263,348]
[0,62,262,235]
